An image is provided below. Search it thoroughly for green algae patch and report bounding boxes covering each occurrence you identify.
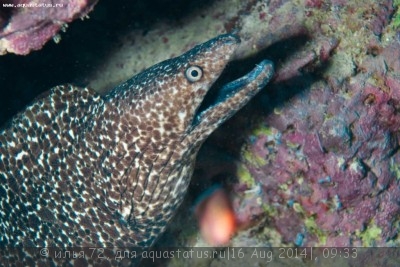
[261,202,278,218]
[357,222,382,246]
[253,125,276,137]
[389,159,400,180]
[237,163,256,188]
[292,202,327,245]
[305,215,327,246]
[391,0,400,30]
[243,149,267,166]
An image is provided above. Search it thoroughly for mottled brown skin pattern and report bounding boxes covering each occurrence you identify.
[0,34,273,265]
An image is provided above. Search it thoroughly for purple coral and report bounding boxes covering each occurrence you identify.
[243,39,400,246]
[0,0,98,55]
[217,0,400,248]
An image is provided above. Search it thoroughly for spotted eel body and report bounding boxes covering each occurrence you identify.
[0,34,273,265]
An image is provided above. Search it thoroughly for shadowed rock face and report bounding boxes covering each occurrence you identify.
[0,34,273,265]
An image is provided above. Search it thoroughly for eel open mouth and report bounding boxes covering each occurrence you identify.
[191,59,274,128]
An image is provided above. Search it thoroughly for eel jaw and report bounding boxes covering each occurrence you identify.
[189,60,274,142]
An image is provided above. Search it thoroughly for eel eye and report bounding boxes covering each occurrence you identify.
[185,66,203,82]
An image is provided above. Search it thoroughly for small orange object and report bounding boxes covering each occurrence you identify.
[195,186,237,246]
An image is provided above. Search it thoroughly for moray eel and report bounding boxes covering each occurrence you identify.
[0,34,273,265]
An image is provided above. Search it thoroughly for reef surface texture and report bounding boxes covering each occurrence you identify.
[0,0,98,55]
[237,0,400,248]
[1,0,400,266]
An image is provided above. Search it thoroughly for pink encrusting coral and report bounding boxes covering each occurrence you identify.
[242,40,400,246]
[0,0,98,55]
